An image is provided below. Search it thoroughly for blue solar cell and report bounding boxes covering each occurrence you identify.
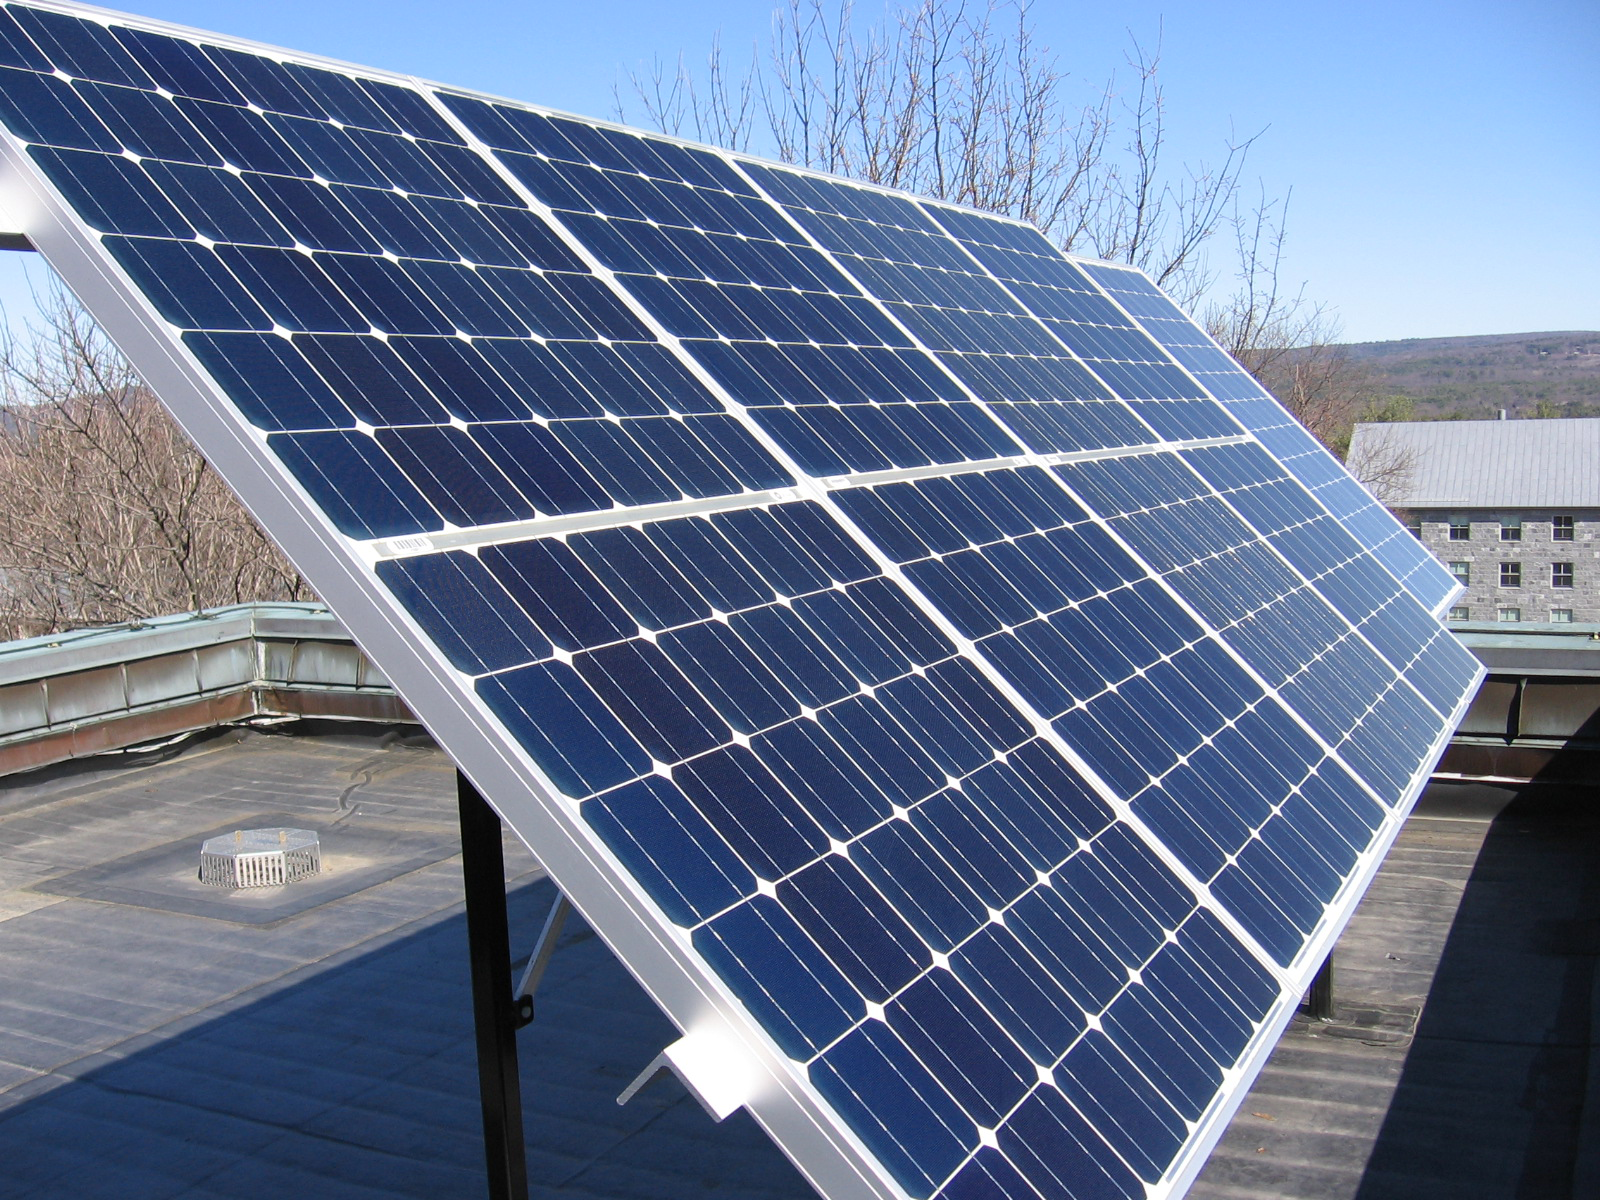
[694,896,867,1057]
[475,659,649,794]
[673,744,826,878]
[584,775,755,924]
[265,429,436,538]
[1006,887,1127,1015]
[753,717,895,840]
[293,334,447,424]
[14,6,149,88]
[147,161,297,242]
[182,331,351,430]
[103,234,267,329]
[479,538,634,652]
[375,550,550,674]
[811,1020,976,1197]
[370,424,535,525]
[29,146,191,237]
[575,638,732,762]
[0,8,48,71]
[1003,1085,1145,1200]
[0,64,113,147]
[890,969,1036,1126]
[662,621,802,731]
[76,79,214,164]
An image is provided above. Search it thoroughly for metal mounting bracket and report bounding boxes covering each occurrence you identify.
[615,1029,759,1123]
[1300,953,1335,1021]
[512,891,572,1028]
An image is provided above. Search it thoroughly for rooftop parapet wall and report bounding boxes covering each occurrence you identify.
[4,608,1596,782]
[1440,622,1600,781]
[0,604,412,776]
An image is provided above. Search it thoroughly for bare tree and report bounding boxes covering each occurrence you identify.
[1202,189,1384,456]
[1345,424,1418,506]
[620,0,1260,305]
[0,280,308,640]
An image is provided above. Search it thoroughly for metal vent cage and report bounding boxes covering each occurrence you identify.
[199,828,322,889]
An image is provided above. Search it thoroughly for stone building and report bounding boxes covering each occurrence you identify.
[1347,416,1600,623]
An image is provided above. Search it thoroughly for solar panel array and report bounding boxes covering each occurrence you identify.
[0,4,1482,1198]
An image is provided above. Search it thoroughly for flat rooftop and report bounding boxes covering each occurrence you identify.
[0,726,1594,1200]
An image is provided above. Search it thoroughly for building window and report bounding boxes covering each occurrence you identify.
[1553,515,1575,541]
[1553,562,1574,588]
[1500,562,1521,587]
[1405,517,1422,540]
[1501,519,1522,541]
[1448,561,1471,585]
[1448,518,1471,540]
[1551,609,1574,623]
[1497,607,1522,623]
[1449,606,1470,621]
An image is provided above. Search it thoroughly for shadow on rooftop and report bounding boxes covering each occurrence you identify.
[0,876,816,1200]
[1353,780,1600,1200]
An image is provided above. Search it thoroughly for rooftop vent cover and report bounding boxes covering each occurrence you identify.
[199,828,322,889]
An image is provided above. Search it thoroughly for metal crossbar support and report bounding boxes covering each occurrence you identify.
[1302,953,1335,1021]
[458,771,530,1200]
[514,892,573,1028]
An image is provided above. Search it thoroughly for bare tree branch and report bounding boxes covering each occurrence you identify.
[1346,424,1418,506]
[0,278,310,639]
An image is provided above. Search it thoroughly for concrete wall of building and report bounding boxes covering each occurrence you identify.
[1412,509,1600,623]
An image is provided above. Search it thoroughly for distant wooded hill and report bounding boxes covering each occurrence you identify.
[1340,331,1600,418]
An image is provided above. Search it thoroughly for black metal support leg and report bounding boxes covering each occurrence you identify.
[458,772,530,1200]
[1302,953,1334,1021]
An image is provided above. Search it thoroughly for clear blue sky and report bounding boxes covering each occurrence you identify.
[1,0,1595,343]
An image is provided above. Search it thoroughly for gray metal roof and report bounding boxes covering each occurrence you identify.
[1348,417,1600,508]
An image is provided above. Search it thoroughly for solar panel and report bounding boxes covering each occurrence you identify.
[0,4,1483,1198]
